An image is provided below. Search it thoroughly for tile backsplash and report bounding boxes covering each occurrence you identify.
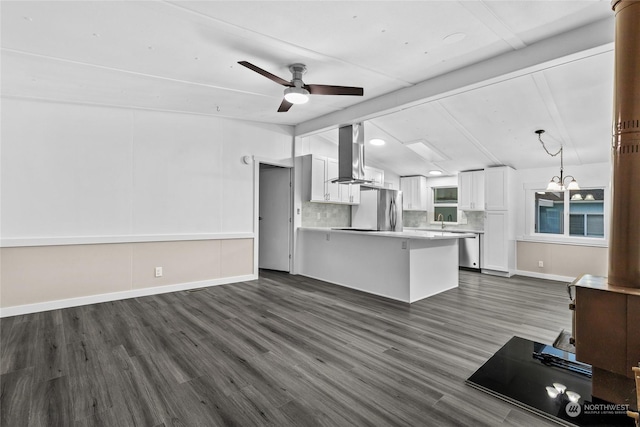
[403,210,484,231]
[460,211,485,230]
[301,203,485,230]
[403,210,430,228]
[301,202,351,228]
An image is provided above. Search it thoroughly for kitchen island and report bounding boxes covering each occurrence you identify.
[297,227,475,303]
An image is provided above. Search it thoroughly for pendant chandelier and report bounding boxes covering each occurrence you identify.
[535,129,579,191]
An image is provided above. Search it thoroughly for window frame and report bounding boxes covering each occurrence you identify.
[523,183,609,247]
[432,186,458,224]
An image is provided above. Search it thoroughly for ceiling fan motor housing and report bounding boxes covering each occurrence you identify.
[289,63,307,87]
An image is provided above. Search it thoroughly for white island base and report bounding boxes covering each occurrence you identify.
[297,228,470,303]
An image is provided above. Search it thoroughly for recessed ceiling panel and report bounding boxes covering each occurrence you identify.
[483,1,612,45]
[178,1,512,85]
[0,0,615,176]
[436,74,562,169]
[541,51,613,165]
[369,101,496,173]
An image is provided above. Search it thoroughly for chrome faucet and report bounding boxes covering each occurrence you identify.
[437,213,445,229]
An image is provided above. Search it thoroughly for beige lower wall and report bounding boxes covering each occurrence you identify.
[0,239,253,309]
[517,241,608,278]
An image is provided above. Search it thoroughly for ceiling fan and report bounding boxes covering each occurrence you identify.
[238,61,364,112]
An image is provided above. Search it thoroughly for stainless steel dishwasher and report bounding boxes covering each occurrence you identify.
[459,233,481,270]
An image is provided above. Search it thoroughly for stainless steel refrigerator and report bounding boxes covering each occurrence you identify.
[351,186,403,231]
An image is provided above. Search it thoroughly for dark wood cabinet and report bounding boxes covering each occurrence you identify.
[573,274,640,408]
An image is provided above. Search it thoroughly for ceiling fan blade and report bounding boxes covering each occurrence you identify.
[237,61,292,87]
[305,84,364,96]
[278,99,293,112]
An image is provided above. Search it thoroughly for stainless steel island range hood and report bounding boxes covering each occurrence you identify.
[331,123,372,185]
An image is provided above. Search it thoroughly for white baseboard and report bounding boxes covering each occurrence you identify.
[514,269,576,283]
[481,269,512,278]
[0,274,258,318]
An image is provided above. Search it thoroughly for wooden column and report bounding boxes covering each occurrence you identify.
[576,3,640,407]
[609,0,640,289]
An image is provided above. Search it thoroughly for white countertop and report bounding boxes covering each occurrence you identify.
[299,227,476,240]
[405,227,484,234]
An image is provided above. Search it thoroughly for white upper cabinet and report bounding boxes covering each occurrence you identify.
[326,158,341,202]
[400,176,428,211]
[302,155,363,205]
[310,156,328,202]
[484,166,513,211]
[364,166,384,187]
[458,170,485,210]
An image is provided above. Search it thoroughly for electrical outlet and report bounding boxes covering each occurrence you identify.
[326,233,330,241]
[401,241,407,249]
[155,267,163,277]
[538,261,544,268]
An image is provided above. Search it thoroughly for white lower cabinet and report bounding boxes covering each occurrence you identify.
[483,211,507,271]
[482,211,514,275]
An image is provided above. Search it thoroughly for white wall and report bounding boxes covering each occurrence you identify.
[298,134,338,159]
[514,162,610,280]
[514,162,610,239]
[1,98,293,244]
[0,98,293,315]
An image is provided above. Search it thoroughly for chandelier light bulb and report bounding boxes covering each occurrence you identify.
[553,383,567,394]
[546,179,561,192]
[566,391,581,403]
[546,386,560,398]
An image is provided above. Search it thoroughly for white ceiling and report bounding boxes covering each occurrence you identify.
[1,1,615,176]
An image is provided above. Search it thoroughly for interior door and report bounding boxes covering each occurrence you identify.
[259,165,291,271]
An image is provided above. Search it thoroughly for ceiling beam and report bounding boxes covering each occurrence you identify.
[295,17,614,137]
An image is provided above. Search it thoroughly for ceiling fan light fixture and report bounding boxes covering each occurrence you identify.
[284,87,310,104]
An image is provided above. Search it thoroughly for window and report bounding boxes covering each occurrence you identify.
[434,186,458,222]
[569,189,605,237]
[534,188,605,239]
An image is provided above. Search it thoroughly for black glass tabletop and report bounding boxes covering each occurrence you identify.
[467,336,633,426]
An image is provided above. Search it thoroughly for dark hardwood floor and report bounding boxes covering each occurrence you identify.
[1,270,572,426]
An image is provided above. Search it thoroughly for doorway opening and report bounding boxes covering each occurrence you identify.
[258,163,292,272]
